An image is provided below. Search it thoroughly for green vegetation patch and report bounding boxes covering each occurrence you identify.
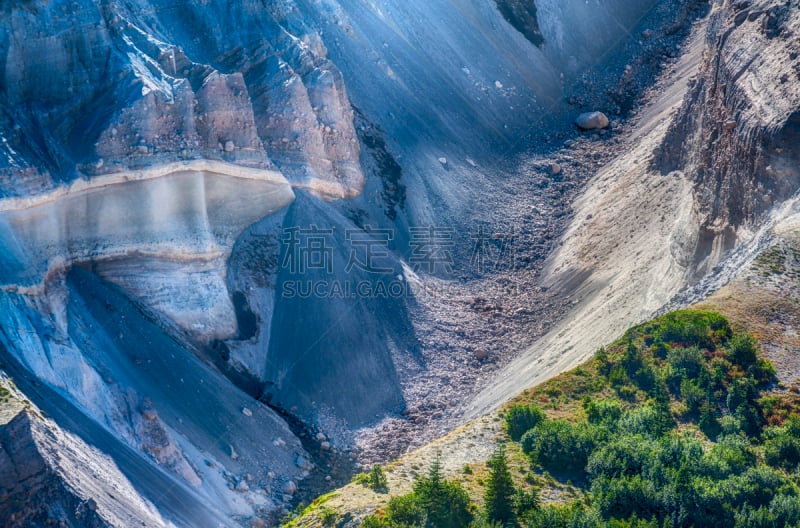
[500,310,799,528]
[353,465,389,493]
[310,311,800,527]
[282,491,340,528]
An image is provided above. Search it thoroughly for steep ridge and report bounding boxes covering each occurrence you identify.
[657,0,800,278]
[0,376,177,528]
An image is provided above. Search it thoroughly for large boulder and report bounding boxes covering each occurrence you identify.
[575,111,610,130]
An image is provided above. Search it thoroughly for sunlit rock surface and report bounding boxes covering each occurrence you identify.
[0,160,293,340]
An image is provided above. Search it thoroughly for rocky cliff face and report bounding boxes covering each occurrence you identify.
[656,0,800,278]
[0,378,174,528]
[0,0,363,199]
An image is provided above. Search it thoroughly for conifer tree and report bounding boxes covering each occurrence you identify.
[484,443,516,525]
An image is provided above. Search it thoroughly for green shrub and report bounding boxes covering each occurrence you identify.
[583,398,623,428]
[764,420,800,470]
[701,435,755,479]
[467,516,503,528]
[512,487,540,518]
[667,345,705,373]
[505,404,546,441]
[360,514,386,528]
[586,434,659,480]
[385,493,425,526]
[525,503,603,528]
[680,378,706,412]
[616,384,638,402]
[748,359,777,385]
[699,400,722,439]
[727,378,765,436]
[727,334,758,369]
[521,420,599,475]
[654,310,730,349]
[608,365,628,388]
[353,465,388,492]
[318,507,338,527]
[617,405,668,439]
[735,494,800,528]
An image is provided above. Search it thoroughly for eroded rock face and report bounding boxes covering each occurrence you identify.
[656,0,800,277]
[0,0,364,199]
[0,410,171,528]
[0,161,294,341]
[0,270,310,526]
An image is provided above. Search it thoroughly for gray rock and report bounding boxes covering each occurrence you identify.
[280,480,297,495]
[575,111,610,130]
[295,456,313,471]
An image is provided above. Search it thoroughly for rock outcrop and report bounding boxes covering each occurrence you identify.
[656,0,800,277]
[0,386,171,528]
[0,0,364,199]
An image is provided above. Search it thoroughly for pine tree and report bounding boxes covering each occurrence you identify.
[699,399,721,440]
[651,380,674,436]
[414,453,472,528]
[484,443,516,525]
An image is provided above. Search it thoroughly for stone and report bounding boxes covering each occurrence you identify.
[281,480,297,495]
[575,111,610,130]
[550,163,562,176]
[295,456,313,471]
[224,140,235,152]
